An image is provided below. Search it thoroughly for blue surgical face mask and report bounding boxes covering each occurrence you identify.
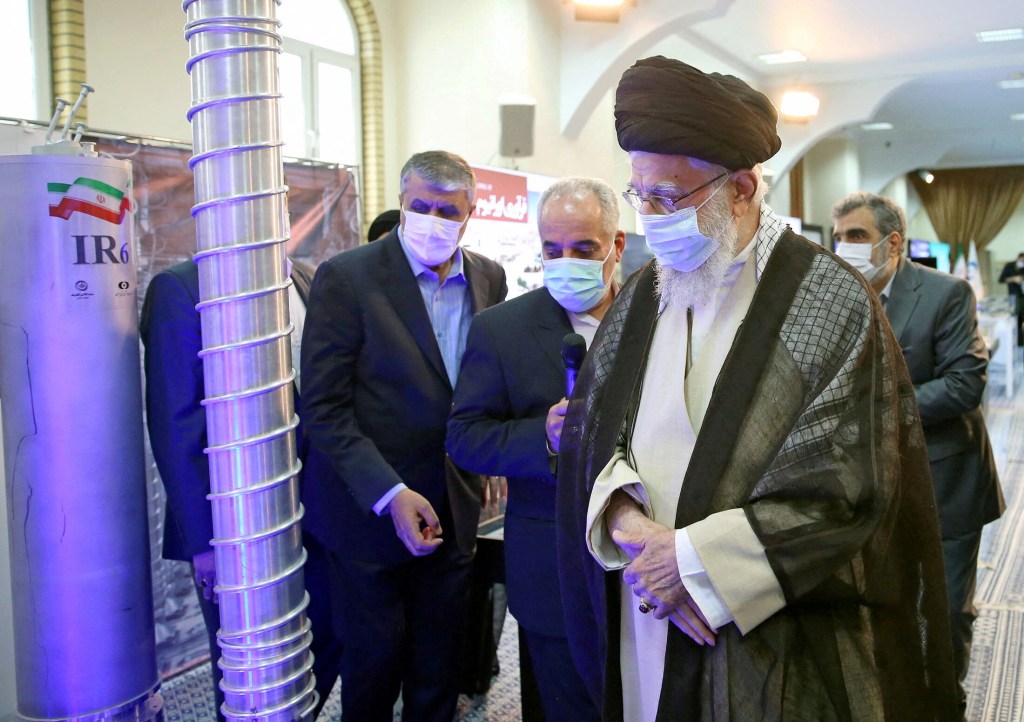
[543,243,615,314]
[640,182,726,272]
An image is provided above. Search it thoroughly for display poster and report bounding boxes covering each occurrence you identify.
[462,164,557,299]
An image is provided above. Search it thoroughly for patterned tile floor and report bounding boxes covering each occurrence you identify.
[161,610,522,722]
[963,352,1024,722]
[163,354,1024,722]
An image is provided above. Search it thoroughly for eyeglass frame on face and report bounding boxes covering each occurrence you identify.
[621,171,729,214]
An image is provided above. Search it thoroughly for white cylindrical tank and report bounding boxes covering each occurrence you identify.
[0,150,160,720]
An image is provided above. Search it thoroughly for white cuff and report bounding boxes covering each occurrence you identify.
[585,449,653,570]
[373,483,408,516]
[686,508,786,634]
[675,528,733,630]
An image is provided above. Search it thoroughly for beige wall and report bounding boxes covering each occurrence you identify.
[83,0,192,141]
[906,207,940,245]
[802,137,861,231]
[375,0,627,217]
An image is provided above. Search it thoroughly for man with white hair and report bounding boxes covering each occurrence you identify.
[556,56,958,720]
[448,176,623,721]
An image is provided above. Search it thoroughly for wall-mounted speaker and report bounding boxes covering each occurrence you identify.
[499,102,535,158]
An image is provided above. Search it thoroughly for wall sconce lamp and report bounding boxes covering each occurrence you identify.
[779,90,820,122]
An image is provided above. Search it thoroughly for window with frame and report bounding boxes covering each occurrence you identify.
[1,0,38,120]
[277,0,360,166]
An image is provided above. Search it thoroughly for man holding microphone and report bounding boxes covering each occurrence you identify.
[448,176,623,721]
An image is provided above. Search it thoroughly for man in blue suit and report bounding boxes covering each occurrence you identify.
[447,177,623,721]
[832,191,1004,716]
[300,150,507,722]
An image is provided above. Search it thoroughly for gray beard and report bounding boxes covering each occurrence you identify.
[655,197,741,309]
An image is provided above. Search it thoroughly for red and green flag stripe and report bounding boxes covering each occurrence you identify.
[48,177,130,224]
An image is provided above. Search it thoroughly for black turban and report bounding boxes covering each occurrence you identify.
[615,56,781,170]
[367,209,401,242]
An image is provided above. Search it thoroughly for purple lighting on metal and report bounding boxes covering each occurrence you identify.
[0,149,161,718]
[183,0,315,719]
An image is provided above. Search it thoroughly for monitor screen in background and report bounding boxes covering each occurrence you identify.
[910,239,932,258]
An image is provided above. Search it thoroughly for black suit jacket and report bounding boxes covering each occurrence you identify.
[886,258,1003,536]
[300,231,507,564]
[998,260,1023,296]
[447,287,573,636]
[140,258,314,561]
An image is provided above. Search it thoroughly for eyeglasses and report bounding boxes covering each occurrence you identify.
[621,171,729,214]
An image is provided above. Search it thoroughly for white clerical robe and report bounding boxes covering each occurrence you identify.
[585,239,786,722]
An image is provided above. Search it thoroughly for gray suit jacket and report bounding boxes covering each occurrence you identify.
[885,257,1003,536]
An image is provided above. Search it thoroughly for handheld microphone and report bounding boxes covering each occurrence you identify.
[561,333,587,397]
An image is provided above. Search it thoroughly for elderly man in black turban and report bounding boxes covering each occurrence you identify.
[556,56,958,721]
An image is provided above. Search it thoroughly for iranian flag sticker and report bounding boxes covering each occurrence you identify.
[48,176,131,225]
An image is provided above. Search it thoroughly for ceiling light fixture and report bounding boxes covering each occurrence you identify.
[861,122,894,131]
[976,28,1024,43]
[918,170,935,184]
[758,50,807,65]
[780,90,820,121]
[1012,113,1024,121]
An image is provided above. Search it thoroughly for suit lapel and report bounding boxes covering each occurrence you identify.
[530,289,575,377]
[289,259,315,305]
[379,233,450,387]
[884,259,920,341]
[462,249,492,314]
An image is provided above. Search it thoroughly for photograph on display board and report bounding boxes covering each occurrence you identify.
[463,164,557,299]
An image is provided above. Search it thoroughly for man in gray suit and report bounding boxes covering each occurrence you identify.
[832,191,1004,714]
